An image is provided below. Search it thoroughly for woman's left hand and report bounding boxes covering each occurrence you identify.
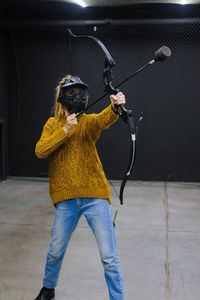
[110,92,126,110]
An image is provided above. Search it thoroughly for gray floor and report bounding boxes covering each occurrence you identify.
[0,178,200,300]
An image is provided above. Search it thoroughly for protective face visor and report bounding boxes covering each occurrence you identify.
[57,76,89,114]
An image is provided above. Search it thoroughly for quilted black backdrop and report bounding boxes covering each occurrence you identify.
[6,20,200,181]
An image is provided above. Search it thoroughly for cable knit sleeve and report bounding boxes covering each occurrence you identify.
[35,117,68,159]
[88,104,119,141]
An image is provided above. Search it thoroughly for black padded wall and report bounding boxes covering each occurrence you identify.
[7,21,200,181]
[0,30,8,180]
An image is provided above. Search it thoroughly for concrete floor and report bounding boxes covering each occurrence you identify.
[0,178,200,300]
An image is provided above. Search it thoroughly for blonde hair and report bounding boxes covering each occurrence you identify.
[54,74,72,118]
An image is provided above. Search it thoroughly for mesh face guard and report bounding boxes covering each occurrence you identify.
[57,76,89,113]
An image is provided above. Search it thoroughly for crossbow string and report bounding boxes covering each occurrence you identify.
[68,28,171,205]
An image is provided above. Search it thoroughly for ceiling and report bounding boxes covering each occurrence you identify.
[54,0,200,6]
[1,0,200,24]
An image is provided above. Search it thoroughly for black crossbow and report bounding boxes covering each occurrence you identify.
[68,28,171,205]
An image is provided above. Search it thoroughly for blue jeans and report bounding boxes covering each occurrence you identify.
[43,198,124,300]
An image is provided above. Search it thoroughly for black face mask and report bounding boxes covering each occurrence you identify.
[59,88,89,114]
[57,76,89,114]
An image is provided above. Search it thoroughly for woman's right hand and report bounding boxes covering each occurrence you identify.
[63,113,77,134]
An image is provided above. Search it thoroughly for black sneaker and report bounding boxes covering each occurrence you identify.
[34,287,55,300]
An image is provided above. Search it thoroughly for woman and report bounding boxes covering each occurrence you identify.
[34,75,125,300]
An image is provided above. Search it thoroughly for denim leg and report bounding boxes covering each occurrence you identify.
[43,199,80,288]
[82,198,124,300]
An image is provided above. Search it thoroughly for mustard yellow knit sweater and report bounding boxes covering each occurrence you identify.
[35,105,119,206]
